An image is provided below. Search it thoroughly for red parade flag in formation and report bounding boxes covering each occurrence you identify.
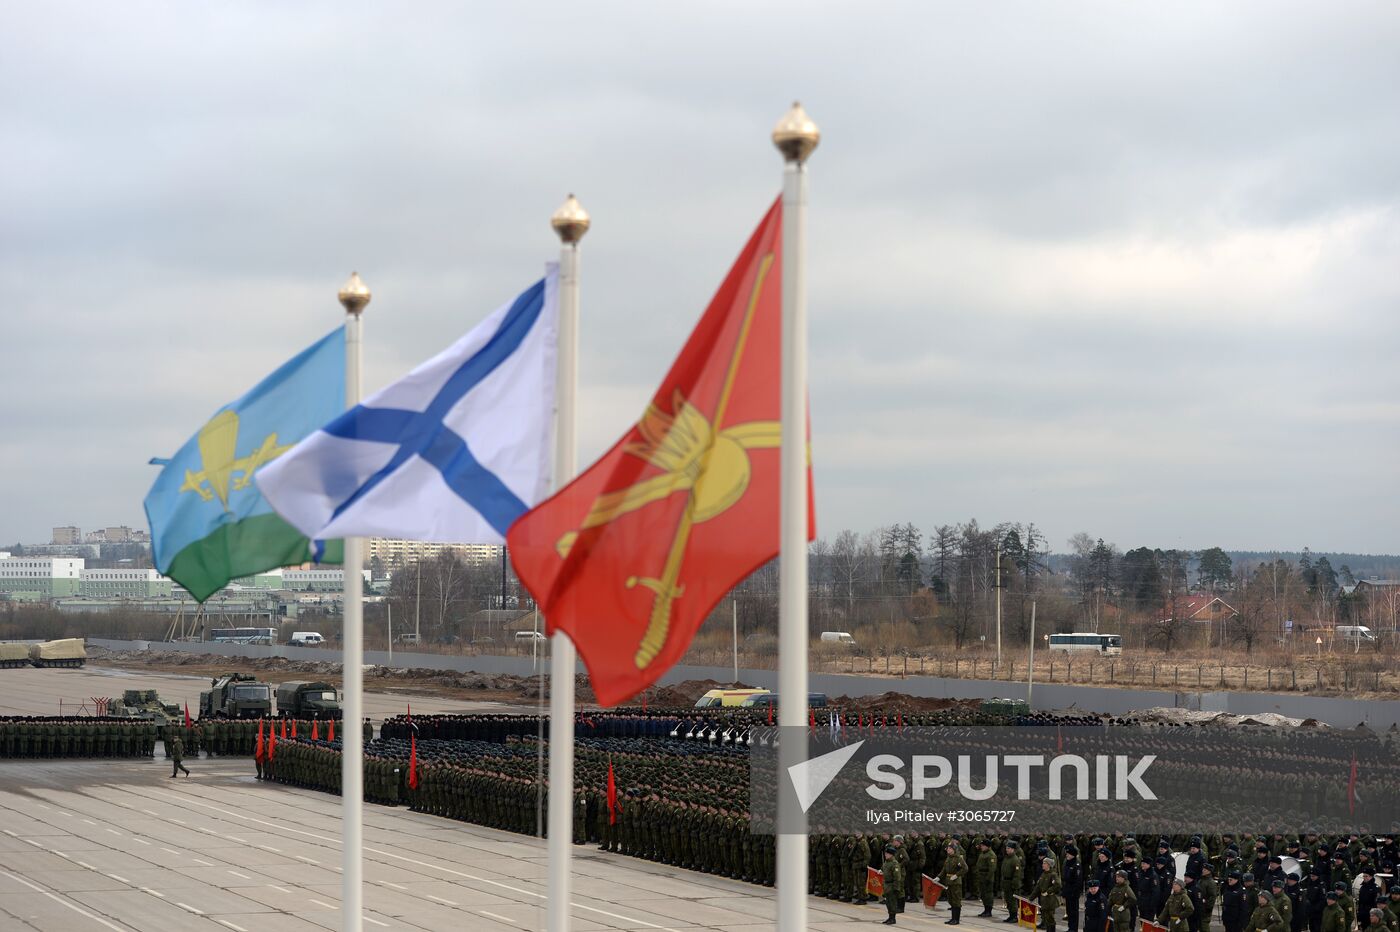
[408,733,418,790]
[508,200,813,706]
[606,758,618,825]
[311,720,319,741]
[866,866,885,897]
[268,722,277,760]
[279,719,287,740]
[328,719,335,743]
[254,719,265,763]
[766,703,773,726]
[922,875,945,910]
[291,720,298,739]
[184,702,192,728]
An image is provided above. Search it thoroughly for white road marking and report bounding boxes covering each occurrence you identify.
[160,846,181,855]
[23,839,42,847]
[166,793,688,932]
[192,858,214,866]
[480,911,516,924]
[259,844,281,852]
[270,885,294,894]
[77,861,95,870]
[295,855,319,864]
[105,828,122,836]
[176,902,205,915]
[132,837,150,845]
[57,810,73,817]
[141,809,158,816]
[308,898,339,910]
[378,881,407,890]
[36,804,49,810]
[331,865,343,872]
[220,922,249,932]
[107,874,130,884]
[427,894,458,906]
[0,869,131,932]
[82,818,97,825]
[225,835,247,843]
[140,887,165,898]
[363,918,390,928]
[227,870,252,880]
[169,818,186,824]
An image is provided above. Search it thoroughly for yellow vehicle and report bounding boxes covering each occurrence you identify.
[694,688,771,708]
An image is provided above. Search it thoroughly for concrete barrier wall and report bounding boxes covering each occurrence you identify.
[90,639,1400,728]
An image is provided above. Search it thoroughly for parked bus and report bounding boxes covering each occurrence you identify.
[209,627,277,645]
[1047,633,1122,655]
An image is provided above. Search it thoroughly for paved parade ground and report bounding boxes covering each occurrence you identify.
[0,668,988,932]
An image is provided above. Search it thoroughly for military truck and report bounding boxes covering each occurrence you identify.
[0,644,29,668]
[199,673,273,719]
[29,638,86,668]
[276,680,342,720]
[109,689,182,723]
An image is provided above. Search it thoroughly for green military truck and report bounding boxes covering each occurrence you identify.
[199,673,273,719]
[276,680,342,720]
[0,644,29,669]
[28,638,87,668]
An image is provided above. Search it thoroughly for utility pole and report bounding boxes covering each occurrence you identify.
[414,559,421,642]
[1027,600,1037,706]
[995,545,1003,668]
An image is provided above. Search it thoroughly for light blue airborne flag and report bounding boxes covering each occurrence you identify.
[144,329,345,601]
[256,267,557,545]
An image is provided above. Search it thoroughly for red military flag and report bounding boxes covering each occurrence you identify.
[184,702,192,728]
[1141,920,1168,932]
[767,703,773,726]
[407,733,418,790]
[808,708,816,730]
[311,720,319,741]
[922,874,945,910]
[268,721,277,760]
[866,866,885,897]
[1017,896,1040,929]
[291,719,298,739]
[508,199,813,706]
[606,758,618,825]
[327,719,335,743]
[279,718,287,740]
[254,719,265,763]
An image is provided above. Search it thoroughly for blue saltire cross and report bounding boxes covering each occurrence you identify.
[318,278,547,539]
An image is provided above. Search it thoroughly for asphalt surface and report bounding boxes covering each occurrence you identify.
[0,668,995,931]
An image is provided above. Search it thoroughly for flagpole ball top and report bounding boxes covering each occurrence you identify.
[551,194,590,244]
[338,272,372,316]
[772,101,820,164]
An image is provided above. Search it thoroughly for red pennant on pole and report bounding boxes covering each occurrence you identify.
[291,719,298,739]
[312,720,320,741]
[280,719,287,740]
[255,719,265,763]
[866,866,885,897]
[922,875,945,909]
[606,758,618,825]
[268,722,277,760]
[328,719,336,743]
[408,733,418,790]
[184,702,192,728]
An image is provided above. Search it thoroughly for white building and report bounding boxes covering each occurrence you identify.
[367,538,500,570]
[282,568,374,592]
[0,555,85,599]
[79,568,173,599]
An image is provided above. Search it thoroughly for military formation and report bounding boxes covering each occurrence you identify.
[0,716,161,757]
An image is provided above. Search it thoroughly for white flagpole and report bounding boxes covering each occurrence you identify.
[337,272,371,932]
[548,194,589,932]
[772,102,819,932]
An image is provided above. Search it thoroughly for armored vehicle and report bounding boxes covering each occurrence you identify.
[29,638,86,668]
[199,673,273,719]
[109,689,182,723]
[276,680,342,720]
[0,644,29,668]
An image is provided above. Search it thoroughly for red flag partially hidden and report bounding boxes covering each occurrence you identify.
[254,719,265,763]
[922,875,945,909]
[606,758,618,825]
[867,866,885,897]
[268,722,277,761]
[184,702,192,728]
[508,199,814,707]
[328,719,336,743]
[291,719,298,739]
[311,720,320,741]
[279,718,287,740]
[1017,896,1040,929]
[408,733,418,790]
[808,708,816,730]
[1141,920,1168,932]
[767,703,773,726]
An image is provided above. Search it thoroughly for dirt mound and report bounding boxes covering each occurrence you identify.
[830,692,977,713]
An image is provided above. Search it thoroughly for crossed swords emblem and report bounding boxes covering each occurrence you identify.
[554,254,780,670]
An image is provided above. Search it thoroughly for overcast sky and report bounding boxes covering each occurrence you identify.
[3,3,1398,555]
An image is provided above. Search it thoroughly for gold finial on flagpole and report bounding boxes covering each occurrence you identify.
[551,194,591,244]
[338,272,372,316]
[772,101,820,164]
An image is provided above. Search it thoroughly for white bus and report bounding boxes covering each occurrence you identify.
[1047,633,1122,655]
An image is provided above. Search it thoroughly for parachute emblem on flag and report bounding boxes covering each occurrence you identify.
[553,255,778,671]
[179,410,293,512]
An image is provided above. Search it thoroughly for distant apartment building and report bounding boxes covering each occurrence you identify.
[0,554,84,601]
[51,526,82,545]
[367,537,500,569]
[78,568,173,599]
[232,567,372,592]
[82,526,148,544]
